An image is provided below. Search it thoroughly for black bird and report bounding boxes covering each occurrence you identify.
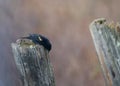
[22,34,52,51]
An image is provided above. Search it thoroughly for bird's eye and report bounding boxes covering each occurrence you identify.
[38,37,42,41]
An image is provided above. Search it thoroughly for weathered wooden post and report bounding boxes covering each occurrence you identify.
[90,18,120,86]
[11,35,55,86]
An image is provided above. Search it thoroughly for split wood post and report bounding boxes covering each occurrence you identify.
[90,18,120,86]
[11,38,55,86]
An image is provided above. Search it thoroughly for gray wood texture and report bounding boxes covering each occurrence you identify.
[90,18,120,86]
[11,39,55,86]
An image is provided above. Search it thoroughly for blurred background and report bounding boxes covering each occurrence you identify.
[0,0,120,86]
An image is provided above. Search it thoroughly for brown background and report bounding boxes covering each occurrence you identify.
[0,0,120,86]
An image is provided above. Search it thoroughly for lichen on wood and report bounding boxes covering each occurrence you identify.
[90,18,120,86]
[11,38,55,86]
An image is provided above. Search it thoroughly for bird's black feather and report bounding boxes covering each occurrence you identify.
[23,34,52,51]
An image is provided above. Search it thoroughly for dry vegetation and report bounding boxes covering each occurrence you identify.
[0,0,120,86]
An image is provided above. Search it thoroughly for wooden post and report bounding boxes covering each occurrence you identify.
[89,18,120,86]
[11,38,55,86]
